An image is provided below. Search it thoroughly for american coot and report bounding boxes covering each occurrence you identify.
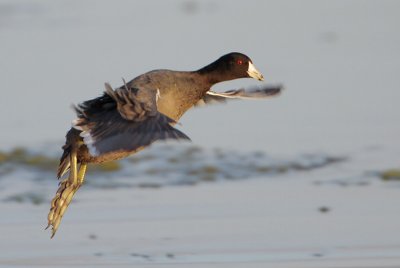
[47,52,282,237]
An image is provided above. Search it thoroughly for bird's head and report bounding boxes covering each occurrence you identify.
[215,52,264,81]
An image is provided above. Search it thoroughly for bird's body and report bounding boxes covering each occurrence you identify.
[61,70,207,165]
[47,52,282,237]
[132,70,208,120]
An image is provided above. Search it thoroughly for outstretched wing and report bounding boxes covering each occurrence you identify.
[73,81,190,156]
[195,84,283,106]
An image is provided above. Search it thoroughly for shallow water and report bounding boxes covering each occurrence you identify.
[1,0,400,267]
[0,144,349,205]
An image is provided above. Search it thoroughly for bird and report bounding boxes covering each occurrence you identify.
[46,52,282,238]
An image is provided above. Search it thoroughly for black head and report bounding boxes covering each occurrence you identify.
[198,52,264,84]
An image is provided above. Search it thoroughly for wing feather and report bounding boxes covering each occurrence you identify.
[195,84,283,106]
[73,81,190,156]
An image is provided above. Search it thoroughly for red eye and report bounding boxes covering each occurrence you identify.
[237,60,243,65]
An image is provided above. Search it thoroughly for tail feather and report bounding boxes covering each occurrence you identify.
[57,128,82,179]
[57,146,71,179]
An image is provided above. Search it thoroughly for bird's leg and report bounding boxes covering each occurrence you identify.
[77,163,87,184]
[47,148,87,238]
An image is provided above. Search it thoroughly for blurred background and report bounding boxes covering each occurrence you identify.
[0,0,400,267]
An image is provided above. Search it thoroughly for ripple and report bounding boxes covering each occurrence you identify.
[0,144,347,204]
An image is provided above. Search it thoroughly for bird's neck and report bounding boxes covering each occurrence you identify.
[196,62,231,86]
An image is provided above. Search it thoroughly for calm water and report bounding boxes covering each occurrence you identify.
[1,2,400,266]
[1,0,399,156]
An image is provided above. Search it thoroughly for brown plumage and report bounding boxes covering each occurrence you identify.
[47,52,282,237]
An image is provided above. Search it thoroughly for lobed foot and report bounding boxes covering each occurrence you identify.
[46,179,81,237]
[46,147,86,238]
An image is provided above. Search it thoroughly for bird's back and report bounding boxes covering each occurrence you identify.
[128,69,210,120]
